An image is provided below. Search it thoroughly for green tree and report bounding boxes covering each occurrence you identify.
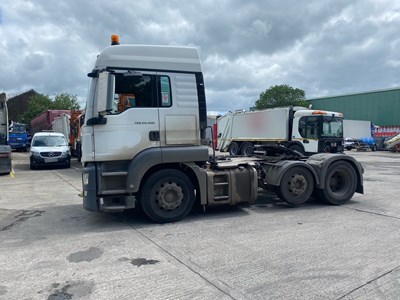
[20,94,53,124]
[255,84,308,109]
[20,92,80,124]
[53,92,80,110]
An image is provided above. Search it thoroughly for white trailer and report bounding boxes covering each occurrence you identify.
[217,107,344,155]
[81,35,364,223]
[343,120,372,140]
[0,93,12,174]
[52,114,70,142]
[343,120,376,151]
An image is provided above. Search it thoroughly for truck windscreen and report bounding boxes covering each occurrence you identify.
[10,124,27,133]
[321,117,343,138]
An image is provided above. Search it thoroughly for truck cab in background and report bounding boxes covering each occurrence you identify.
[8,122,30,152]
[292,109,343,154]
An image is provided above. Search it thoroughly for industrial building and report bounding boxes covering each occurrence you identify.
[307,87,400,127]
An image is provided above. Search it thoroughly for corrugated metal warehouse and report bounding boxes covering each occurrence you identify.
[307,87,400,126]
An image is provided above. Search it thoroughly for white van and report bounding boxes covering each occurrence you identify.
[29,132,71,169]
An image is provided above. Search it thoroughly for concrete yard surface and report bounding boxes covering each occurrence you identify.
[0,151,399,299]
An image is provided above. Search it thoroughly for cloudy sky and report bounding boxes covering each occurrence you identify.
[1,0,399,113]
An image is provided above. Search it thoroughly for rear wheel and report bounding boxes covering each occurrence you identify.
[228,142,240,155]
[240,142,253,156]
[140,169,195,223]
[276,166,314,205]
[315,161,357,205]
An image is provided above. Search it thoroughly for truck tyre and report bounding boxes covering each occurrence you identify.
[228,142,240,155]
[140,169,195,223]
[276,166,314,205]
[372,144,377,152]
[288,143,304,155]
[315,161,357,205]
[240,142,253,156]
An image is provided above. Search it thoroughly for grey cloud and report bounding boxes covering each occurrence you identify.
[0,0,399,112]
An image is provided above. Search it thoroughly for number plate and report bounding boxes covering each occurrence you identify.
[44,158,58,163]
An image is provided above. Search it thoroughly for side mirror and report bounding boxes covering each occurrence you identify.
[97,71,115,114]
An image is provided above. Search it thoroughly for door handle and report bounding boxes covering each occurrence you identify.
[303,139,310,144]
[149,131,160,141]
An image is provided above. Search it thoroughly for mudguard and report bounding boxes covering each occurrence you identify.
[306,153,364,194]
[125,146,209,193]
[262,160,320,187]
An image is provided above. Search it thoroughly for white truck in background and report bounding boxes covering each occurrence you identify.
[0,93,12,175]
[80,35,364,223]
[217,107,344,156]
[343,119,376,151]
[52,114,70,142]
[51,114,70,142]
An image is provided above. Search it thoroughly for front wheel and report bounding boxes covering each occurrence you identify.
[276,166,314,205]
[140,169,195,223]
[315,161,357,205]
[288,143,305,155]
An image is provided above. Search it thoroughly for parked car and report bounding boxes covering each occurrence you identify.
[29,132,71,169]
[344,138,357,150]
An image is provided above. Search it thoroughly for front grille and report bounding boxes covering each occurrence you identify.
[41,152,62,158]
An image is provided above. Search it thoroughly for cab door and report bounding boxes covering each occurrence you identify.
[292,115,319,153]
[92,71,161,161]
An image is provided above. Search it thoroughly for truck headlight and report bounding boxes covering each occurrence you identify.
[82,173,89,185]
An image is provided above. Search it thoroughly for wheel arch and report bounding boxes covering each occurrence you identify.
[126,147,208,205]
[262,160,319,188]
[306,153,364,194]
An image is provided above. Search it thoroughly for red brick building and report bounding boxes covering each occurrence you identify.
[7,89,39,121]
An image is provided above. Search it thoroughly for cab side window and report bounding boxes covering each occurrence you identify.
[113,74,157,112]
[159,76,172,107]
[111,74,172,113]
[299,116,319,139]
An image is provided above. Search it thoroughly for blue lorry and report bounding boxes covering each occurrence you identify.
[8,122,30,151]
